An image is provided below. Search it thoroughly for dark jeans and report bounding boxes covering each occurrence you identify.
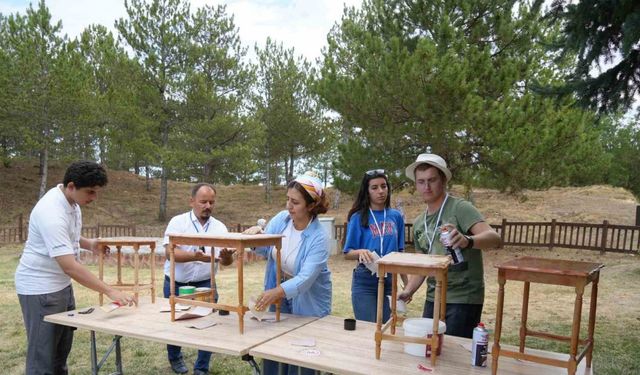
[163,276,216,372]
[422,300,483,338]
[18,285,76,375]
[351,264,392,323]
[263,297,317,375]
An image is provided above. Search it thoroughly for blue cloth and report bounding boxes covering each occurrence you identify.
[256,210,332,318]
[343,209,405,256]
[163,277,216,372]
[343,209,404,322]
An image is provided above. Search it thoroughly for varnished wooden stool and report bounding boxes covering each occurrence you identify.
[167,232,283,334]
[492,256,603,375]
[97,237,158,305]
[375,252,450,366]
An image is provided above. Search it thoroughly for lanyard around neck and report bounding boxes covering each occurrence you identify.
[369,208,386,253]
[190,211,210,233]
[424,193,449,254]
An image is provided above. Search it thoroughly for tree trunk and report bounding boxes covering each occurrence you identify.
[145,162,151,191]
[38,146,48,199]
[265,144,272,204]
[158,120,169,221]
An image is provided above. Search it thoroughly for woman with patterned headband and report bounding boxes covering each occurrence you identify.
[343,169,406,323]
[245,171,332,375]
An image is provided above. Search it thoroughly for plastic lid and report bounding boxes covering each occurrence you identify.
[478,322,485,328]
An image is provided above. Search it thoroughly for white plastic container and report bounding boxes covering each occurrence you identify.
[403,318,447,357]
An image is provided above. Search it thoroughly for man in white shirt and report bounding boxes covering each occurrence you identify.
[15,161,137,375]
[162,183,234,375]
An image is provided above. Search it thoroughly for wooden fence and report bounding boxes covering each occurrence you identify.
[335,219,640,255]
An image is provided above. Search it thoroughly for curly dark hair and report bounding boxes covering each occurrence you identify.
[63,161,108,188]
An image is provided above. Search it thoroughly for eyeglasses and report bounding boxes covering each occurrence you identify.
[365,169,386,177]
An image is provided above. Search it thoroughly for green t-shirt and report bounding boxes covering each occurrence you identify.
[413,196,485,304]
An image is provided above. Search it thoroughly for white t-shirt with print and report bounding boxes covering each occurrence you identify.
[163,211,228,283]
[15,185,81,295]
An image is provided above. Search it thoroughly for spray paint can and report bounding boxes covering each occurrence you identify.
[471,322,489,367]
[440,227,464,265]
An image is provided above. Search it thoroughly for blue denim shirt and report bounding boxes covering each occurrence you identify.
[256,210,332,317]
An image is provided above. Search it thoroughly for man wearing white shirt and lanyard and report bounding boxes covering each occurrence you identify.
[162,183,234,375]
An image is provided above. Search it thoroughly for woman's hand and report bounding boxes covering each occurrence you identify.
[357,249,376,264]
[243,226,264,235]
[255,286,285,311]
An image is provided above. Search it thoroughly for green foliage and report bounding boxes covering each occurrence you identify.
[318,0,607,193]
[547,0,640,113]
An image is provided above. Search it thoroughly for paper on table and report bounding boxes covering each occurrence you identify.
[363,251,381,276]
[248,296,265,321]
[187,320,218,329]
[159,303,191,313]
[175,306,212,320]
[100,302,122,313]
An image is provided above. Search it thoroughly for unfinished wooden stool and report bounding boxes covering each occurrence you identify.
[492,256,603,375]
[375,252,450,366]
[167,232,283,334]
[97,237,158,305]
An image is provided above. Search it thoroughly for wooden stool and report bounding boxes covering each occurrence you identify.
[375,252,450,366]
[168,232,283,334]
[97,237,158,305]
[492,256,603,375]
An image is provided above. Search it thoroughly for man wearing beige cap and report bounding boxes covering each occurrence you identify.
[399,153,502,338]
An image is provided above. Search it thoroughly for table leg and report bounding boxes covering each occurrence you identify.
[276,246,281,322]
[170,243,176,322]
[116,246,122,286]
[440,267,448,320]
[569,283,585,375]
[99,246,104,306]
[115,335,123,374]
[431,274,442,367]
[586,273,599,367]
[242,354,261,375]
[391,273,397,334]
[91,331,98,375]
[519,281,530,353]
[150,244,156,303]
[238,250,244,334]
[134,244,140,303]
[492,270,506,375]
[375,265,385,359]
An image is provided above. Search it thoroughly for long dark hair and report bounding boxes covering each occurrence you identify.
[347,170,391,227]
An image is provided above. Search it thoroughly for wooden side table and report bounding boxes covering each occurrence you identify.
[375,252,450,366]
[492,256,603,375]
[97,237,158,305]
[167,232,283,334]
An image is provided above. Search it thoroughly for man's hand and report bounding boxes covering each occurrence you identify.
[218,248,236,266]
[193,248,212,262]
[243,225,264,235]
[107,289,137,306]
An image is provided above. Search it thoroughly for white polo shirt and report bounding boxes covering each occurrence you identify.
[15,184,81,295]
[163,211,228,283]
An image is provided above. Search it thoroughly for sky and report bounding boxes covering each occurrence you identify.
[0,0,363,62]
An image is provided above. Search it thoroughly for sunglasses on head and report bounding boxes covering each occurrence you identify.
[365,169,386,177]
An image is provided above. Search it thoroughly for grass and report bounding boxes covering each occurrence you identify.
[2,244,639,374]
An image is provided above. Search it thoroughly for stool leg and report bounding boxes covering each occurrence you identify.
[569,283,585,375]
[99,245,104,306]
[375,265,385,359]
[519,281,530,353]
[134,244,140,303]
[586,273,599,368]
[492,270,506,375]
[391,273,397,335]
[116,246,122,285]
[150,244,156,304]
[431,275,443,367]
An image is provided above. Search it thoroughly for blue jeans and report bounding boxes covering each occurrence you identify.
[263,297,316,375]
[163,276,217,372]
[422,300,483,338]
[351,264,392,323]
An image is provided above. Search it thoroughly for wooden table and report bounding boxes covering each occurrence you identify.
[249,315,593,375]
[167,232,283,334]
[44,297,318,374]
[97,237,158,305]
[375,252,450,366]
[492,256,604,375]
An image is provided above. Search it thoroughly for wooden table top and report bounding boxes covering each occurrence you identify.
[167,232,284,248]
[249,316,593,375]
[97,237,158,246]
[44,298,317,356]
[496,256,604,277]
[377,252,451,269]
